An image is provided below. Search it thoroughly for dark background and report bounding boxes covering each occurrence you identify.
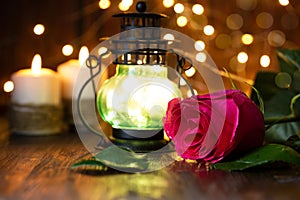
[1,0,300,106]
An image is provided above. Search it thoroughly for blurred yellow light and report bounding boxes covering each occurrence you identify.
[192,4,204,15]
[3,81,14,93]
[241,34,254,45]
[163,0,174,8]
[203,25,214,36]
[185,67,196,77]
[196,52,207,62]
[260,55,270,68]
[118,2,130,11]
[226,14,243,30]
[177,16,188,27]
[62,44,74,56]
[194,40,205,51]
[122,0,133,7]
[99,0,111,9]
[174,3,184,14]
[237,52,248,63]
[279,0,289,6]
[33,24,45,35]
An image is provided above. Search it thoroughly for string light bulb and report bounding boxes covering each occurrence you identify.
[194,40,205,51]
[99,0,111,9]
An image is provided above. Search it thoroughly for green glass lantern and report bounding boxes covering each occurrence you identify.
[95,2,182,151]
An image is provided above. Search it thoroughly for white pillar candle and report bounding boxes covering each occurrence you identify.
[57,46,94,100]
[11,54,61,105]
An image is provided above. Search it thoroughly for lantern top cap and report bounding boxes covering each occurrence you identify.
[113,1,167,19]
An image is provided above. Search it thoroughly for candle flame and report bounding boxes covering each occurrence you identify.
[31,54,42,75]
[79,46,89,66]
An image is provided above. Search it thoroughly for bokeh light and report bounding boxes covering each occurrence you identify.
[236,0,257,11]
[256,12,274,29]
[185,67,196,77]
[278,0,289,6]
[192,4,204,15]
[194,40,205,51]
[203,25,215,36]
[267,30,286,47]
[226,14,243,30]
[33,24,45,35]
[275,72,292,88]
[260,55,270,68]
[62,44,74,56]
[237,52,248,63]
[3,81,14,93]
[98,0,111,9]
[174,3,184,14]
[241,34,254,45]
[163,0,174,8]
[196,52,207,62]
[177,16,188,27]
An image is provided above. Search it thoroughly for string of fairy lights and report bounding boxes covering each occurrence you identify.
[2,0,299,93]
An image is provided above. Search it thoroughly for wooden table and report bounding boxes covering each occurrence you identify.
[1,116,300,200]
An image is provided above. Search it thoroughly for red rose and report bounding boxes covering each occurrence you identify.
[163,90,265,163]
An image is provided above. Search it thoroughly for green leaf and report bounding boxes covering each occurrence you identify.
[277,49,300,75]
[71,157,109,171]
[265,122,300,143]
[214,144,300,171]
[94,145,149,171]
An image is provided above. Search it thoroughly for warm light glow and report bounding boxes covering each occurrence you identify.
[192,4,204,15]
[118,1,130,11]
[226,14,243,30]
[279,0,289,6]
[163,0,174,8]
[99,0,111,9]
[98,47,108,55]
[33,24,45,35]
[260,55,270,68]
[196,52,207,62]
[163,33,175,41]
[174,3,184,14]
[3,81,14,93]
[163,33,175,44]
[185,67,196,77]
[267,30,286,47]
[79,46,89,66]
[194,40,205,51]
[62,44,74,56]
[203,25,215,36]
[177,16,188,27]
[256,12,274,29]
[31,54,42,75]
[187,89,198,97]
[122,0,133,7]
[241,34,254,45]
[137,60,143,65]
[237,52,248,63]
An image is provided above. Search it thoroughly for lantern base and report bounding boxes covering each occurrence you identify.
[111,128,168,152]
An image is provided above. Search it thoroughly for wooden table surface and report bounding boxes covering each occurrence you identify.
[1,116,300,200]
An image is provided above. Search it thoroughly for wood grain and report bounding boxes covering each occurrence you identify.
[1,117,300,199]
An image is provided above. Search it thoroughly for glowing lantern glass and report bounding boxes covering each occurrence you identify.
[80,2,184,151]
